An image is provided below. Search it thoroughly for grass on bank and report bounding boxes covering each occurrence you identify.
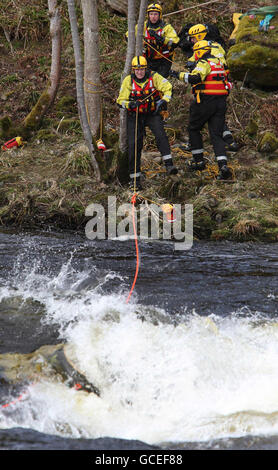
[0,1,278,241]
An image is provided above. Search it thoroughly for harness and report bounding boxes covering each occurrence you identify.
[144,22,171,60]
[192,58,229,103]
[129,72,161,113]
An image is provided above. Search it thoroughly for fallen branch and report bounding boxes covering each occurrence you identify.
[164,0,223,18]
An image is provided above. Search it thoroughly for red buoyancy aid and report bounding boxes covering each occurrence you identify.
[144,27,171,60]
[193,59,229,98]
[129,73,162,113]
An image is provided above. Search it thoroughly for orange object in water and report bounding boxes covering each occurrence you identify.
[2,136,23,151]
[161,203,176,223]
[96,138,107,151]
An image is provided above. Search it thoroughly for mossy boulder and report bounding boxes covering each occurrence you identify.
[227,13,278,88]
[257,131,278,153]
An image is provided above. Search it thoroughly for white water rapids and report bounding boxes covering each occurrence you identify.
[1,254,278,448]
[0,264,278,444]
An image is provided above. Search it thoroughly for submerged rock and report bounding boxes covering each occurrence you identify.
[0,344,100,396]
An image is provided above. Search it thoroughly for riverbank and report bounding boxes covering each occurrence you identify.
[1,128,278,242]
[1,1,278,242]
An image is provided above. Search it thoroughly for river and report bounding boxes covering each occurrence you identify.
[0,229,278,451]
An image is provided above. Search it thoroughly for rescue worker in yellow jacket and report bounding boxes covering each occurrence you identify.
[117,56,178,190]
[187,24,226,68]
[170,40,232,180]
[126,3,180,78]
[185,24,239,152]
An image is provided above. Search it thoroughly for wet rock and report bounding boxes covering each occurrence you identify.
[0,344,100,396]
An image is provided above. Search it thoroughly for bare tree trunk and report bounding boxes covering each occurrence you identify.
[48,0,61,106]
[23,0,61,132]
[67,0,101,181]
[81,0,101,138]
[119,0,136,153]
[136,0,148,55]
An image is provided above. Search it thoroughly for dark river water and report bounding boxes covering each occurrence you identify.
[1,229,278,452]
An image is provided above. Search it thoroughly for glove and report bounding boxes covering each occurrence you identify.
[155,99,166,114]
[128,100,140,110]
[169,70,179,79]
[186,61,195,72]
[148,29,164,45]
[171,40,180,50]
[178,37,193,53]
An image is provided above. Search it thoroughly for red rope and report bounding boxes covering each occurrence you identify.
[126,194,140,303]
[1,384,34,409]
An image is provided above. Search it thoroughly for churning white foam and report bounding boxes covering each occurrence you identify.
[1,256,278,445]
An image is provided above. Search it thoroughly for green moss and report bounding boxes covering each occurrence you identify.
[227,42,278,86]
[210,228,232,241]
[257,227,278,242]
[227,13,278,87]
[246,118,259,136]
[0,116,12,135]
[57,118,81,133]
[56,95,76,114]
[60,178,82,193]
[258,131,278,153]
[23,88,52,133]
[194,213,216,239]
[260,218,278,228]
[64,152,92,176]
[36,129,57,141]
[235,15,262,43]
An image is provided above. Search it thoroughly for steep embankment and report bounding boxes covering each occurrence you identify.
[0,0,278,242]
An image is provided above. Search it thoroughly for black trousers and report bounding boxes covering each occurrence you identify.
[188,95,227,163]
[147,58,172,78]
[127,113,172,179]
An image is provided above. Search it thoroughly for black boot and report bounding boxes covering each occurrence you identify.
[217,164,232,180]
[187,159,206,171]
[180,142,192,152]
[166,164,178,175]
[225,141,240,152]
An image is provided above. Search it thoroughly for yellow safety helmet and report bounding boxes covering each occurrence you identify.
[131,55,148,70]
[193,40,211,59]
[188,24,207,41]
[147,3,162,19]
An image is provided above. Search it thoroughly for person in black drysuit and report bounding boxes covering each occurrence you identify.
[170,40,233,180]
[177,23,239,153]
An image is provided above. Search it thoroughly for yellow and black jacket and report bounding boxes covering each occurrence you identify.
[178,55,231,103]
[188,41,227,66]
[117,70,172,113]
[126,20,179,61]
